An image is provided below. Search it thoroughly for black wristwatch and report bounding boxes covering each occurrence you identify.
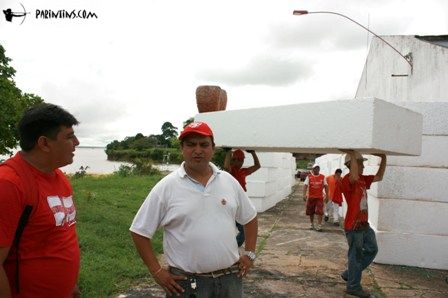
[244,251,257,261]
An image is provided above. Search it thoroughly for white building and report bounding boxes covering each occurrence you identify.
[318,35,448,270]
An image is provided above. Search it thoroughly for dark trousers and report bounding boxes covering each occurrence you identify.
[342,226,378,291]
[168,267,242,298]
[236,222,245,247]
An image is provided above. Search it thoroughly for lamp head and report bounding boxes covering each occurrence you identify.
[293,10,309,15]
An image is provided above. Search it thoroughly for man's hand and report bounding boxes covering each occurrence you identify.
[238,255,254,278]
[153,268,187,296]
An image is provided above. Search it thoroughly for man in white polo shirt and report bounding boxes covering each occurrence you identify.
[130,121,258,297]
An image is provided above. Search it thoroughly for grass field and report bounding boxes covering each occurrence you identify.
[71,174,164,297]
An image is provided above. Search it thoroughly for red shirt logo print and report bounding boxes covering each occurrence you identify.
[47,195,77,227]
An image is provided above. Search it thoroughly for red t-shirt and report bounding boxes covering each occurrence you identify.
[306,174,325,199]
[0,153,80,297]
[326,175,343,205]
[341,174,375,231]
[230,167,249,191]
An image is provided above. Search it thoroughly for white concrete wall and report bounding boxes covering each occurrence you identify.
[243,152,296,212]
[195,98,422,156]
[322,35,448,270]
[356,36,448,101]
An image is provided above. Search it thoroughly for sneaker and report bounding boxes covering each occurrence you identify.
[315,224,322,232]
[346,288,371,298]
[340,272,348,282]
[310,223,315,230]
[324,215,329,222]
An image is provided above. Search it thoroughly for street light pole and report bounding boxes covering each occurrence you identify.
[293,10,413,74]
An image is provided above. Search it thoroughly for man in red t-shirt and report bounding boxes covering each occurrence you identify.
[0,103,81,298]
[224,149,260,246]
[325,168,343,226]
[340,150,386,298]
[303,164,329,231]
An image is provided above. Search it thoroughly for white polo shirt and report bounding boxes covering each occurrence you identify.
[130,162,257,273]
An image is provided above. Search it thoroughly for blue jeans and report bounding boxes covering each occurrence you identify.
[168,268,242,298]
[342,226,378,291]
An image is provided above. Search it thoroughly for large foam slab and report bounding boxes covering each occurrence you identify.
[368,195,448,236]
[374,231,448,270]
[387,135,448,168]
[195,98,422,155]
[368,166,448,203]
[392,101,448,135]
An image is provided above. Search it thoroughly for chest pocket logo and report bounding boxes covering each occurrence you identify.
[47,196,77,227]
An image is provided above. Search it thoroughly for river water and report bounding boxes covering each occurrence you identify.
[1,147,180,174]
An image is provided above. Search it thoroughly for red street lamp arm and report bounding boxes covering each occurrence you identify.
[293,10,413,72]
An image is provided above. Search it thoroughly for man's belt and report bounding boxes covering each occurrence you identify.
[169,263,240,278]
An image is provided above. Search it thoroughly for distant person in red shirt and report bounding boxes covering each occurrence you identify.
[325,168,343,226]
[224,149,260,246]
[0,103,81,298]
[303,164,328,231]
[340,150,386,298]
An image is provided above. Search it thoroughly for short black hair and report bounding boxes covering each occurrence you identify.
[18,103,79,151]
[335,168,342,174]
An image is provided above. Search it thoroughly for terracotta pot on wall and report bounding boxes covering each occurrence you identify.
[219,89,227,111]
[196,85,227,113]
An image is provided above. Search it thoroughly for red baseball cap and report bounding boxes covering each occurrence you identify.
[179,122,214,140]
[232,149,245,160]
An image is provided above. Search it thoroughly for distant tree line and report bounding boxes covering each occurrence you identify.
[105,121,182,163]
[105,118,227,168]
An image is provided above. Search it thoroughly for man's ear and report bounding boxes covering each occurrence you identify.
[36,136,51,152]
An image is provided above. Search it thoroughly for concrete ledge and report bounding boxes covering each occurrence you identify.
[369,195,448,236]
[374,231,448,270]
[195,98,422,156]
[369,166,448,203]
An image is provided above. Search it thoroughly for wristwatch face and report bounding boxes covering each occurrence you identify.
[245,251,256,261]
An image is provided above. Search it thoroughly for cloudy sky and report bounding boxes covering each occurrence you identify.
[1,0,447,146]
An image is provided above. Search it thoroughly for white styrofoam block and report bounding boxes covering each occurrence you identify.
[246,181,276,197]
[374,231,448,270]
[369,195,448,235]
[249,186,292,212]
[256,153,283,168]
[247,168,277,182]
[392,101,448,136]
[388,135,448,168]
[368,195,379,230]
[369,166,448,203]
[195,98,422,155]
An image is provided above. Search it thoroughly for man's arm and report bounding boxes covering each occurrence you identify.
[243,216,258,252]
[0,247,11,298]
[239,216,258,277]
[223,148,232,172]
[131,232,185,296]
[324,184,329,203]
[303,184,308,201]
[372,154,387,182]
[245,150,261,175]
[303,176,309,201]
[346,150,360,183]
